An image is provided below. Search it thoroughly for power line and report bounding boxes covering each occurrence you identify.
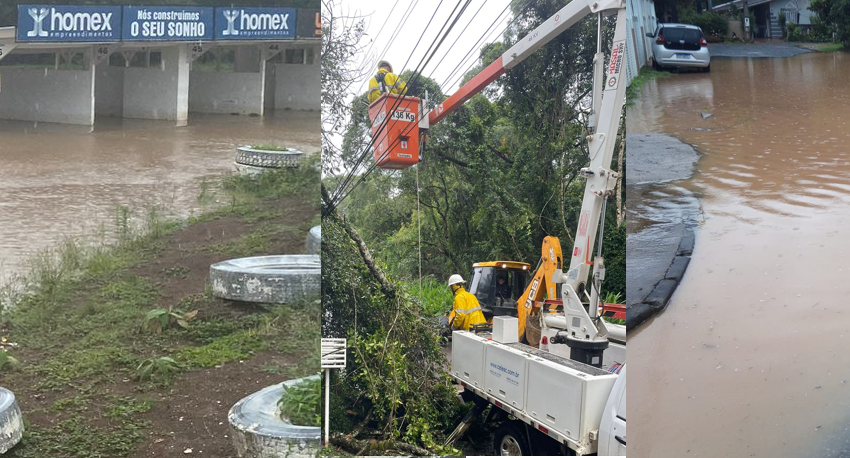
[441,0,533,93]
[356,0,419,95]
[330,0,475,211]
[329,0,453,208]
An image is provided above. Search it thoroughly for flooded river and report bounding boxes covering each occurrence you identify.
[629,52,850,456]
[0,111,318,284]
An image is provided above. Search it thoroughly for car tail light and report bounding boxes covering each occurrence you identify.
[656,34,665,45]
[699,37,708,47]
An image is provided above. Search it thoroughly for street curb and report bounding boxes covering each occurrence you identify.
[627,228,695,331]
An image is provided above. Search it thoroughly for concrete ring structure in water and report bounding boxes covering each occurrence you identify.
[0,387,23,454]
[305,226,320,255]
[210,255,319,303]
[228,376,320,458]
[235,146,305,169]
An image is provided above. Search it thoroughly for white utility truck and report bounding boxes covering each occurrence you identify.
[451,318,625,456]
[432,0,629,454]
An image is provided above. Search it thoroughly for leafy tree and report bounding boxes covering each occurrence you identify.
[810,0,850,47]
[321,0,627,452]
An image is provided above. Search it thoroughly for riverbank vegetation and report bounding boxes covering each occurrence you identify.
[0,162,319,458]
[321,0,626,454]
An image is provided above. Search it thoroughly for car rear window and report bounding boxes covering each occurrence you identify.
[662,27,701,43]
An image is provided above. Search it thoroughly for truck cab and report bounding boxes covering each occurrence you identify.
[467,261,529,319]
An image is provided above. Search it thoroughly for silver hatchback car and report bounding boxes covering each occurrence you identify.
[646,23,711,72]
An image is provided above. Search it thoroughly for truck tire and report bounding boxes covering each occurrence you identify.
[235,146,304,169]
[229,376,320,457]
[306,225,320,254]
[210,255,320,303]
[0,387,23,453]
[493,421,531,456]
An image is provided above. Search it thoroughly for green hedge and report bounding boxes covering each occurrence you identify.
[680,12,730,38]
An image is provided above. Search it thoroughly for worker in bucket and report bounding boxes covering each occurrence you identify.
[447,274,486,331]
[367,60,407,104]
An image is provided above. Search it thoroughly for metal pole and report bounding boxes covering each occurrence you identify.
[324,368,330,446]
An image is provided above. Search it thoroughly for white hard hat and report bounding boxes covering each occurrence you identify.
[448,274,465,287]
[377,60,393,73]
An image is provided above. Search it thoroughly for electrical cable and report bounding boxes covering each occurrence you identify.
[438,0,514,91]
[337,0,477,205]
[329,0,451,207]
[330,0,473,210]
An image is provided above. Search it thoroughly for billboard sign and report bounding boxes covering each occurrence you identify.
[123,7,213,41]
[297,9,320,39]
[17,5,122,42]
[214,7,296,40]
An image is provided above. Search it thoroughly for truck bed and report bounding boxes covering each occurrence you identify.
[451,331,619,455]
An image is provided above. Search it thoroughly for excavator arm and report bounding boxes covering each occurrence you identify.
[515,236,563,343]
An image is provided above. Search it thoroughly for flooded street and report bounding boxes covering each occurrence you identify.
[629,52,850,457]
[0,111,318,283]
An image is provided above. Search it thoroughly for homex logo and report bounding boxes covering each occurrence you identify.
[222,9,240,36]
[28,7,113,37]
[26,7,48,37]
[239,10,289,31]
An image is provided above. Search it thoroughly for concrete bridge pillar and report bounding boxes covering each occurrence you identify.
[0,48,95,125]
[188,45,266,116]
[122,44,189,123]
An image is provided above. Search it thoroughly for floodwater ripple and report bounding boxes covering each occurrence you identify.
[628,52,850,457]
[0,111,319,283]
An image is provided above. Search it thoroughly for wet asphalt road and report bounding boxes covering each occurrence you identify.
[708,42,811,58]
[625,133,700,326]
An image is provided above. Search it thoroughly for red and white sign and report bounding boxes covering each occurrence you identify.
[578,211,589,237]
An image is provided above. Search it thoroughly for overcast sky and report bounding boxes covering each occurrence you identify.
[336,0,514,97]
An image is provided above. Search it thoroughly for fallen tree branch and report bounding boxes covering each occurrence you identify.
[350,408,374,439]
[322,183,396,299]
[330,432,432,456]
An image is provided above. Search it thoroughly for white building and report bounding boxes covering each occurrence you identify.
[626,0,657,83]
[713,0,815,38]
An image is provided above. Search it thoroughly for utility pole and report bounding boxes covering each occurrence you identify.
[742,0,751,42]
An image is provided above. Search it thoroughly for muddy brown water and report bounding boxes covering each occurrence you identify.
[628,53,850,457]
[0,111,318,285]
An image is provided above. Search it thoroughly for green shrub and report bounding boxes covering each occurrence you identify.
[779,9,787,38]
[0,350,19,372]
[787,22,804,41]
[809,13,834,42]
[681,12,729,38]
[143,306,198,333]
[134,356,181,382]
[251,144,288,151]
[278,376,321,426]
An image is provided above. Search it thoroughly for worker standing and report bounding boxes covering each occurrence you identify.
[368,60,407,104]
[447,274,486,331]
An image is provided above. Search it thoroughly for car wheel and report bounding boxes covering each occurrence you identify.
[703,64,711,73]
[494,421,532,456]
[652,59,661,71]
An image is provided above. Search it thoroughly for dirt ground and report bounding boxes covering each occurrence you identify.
[1,189,320,458]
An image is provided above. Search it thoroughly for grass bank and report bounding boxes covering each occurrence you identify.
[0,160,320,458]
[627,67,673,104]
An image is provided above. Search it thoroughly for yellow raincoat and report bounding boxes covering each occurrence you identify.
[450,286,486,331]
[368,68,407,104]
